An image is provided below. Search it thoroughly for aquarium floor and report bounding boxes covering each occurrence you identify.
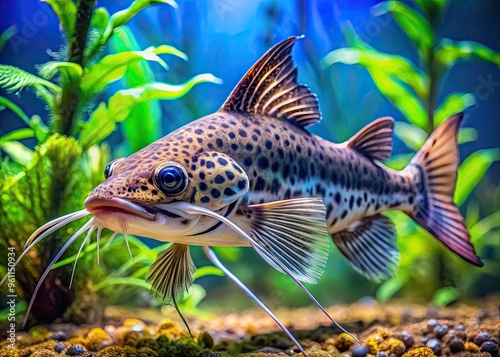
[1,295,499,357]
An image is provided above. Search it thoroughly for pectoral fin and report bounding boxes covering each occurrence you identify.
[332,214,399,282]
[146,243,196,302]
[243,197,330,283]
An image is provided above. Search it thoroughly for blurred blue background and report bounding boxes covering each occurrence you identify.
[0,0,498,312]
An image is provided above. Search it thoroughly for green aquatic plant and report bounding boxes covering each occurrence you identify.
[0,0,221,326]
[322,0,500,303]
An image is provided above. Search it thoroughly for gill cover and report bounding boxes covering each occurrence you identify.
[186,151,249,208]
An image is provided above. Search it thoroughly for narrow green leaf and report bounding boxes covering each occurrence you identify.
[177,284,206,311]
[0,65,61,94]
[37,61,83,81]
[385,153,413,170]
[432,287,460,307]
[41,0,77,37]
[193,266,224,279]
[376,276,404,302]
[372,1,434,60]
[0,25,16,52]
[94,277,152,291]
[455,149,500,206]
[78,102,115,149]
[394,122,428,151]
[457,128,478,145]
[108,74,222,122]
[109,27,166,152]
[105,0,178,39]
[434,92,476,126]
[469,211,500,241]
[85,0,177,63]
[0,96,31,127]
[80,48,170,97]
[0,141,33,165]
[90,7,110,33]
[153,45,188,61]
[436,39,500,70]
[0,128,34,146]
[370,68,427,127]
[322,47,428,99]
[341,21,373,51]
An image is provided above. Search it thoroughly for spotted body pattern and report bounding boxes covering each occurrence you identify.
[88,36,482,277]
[10,37,483,348]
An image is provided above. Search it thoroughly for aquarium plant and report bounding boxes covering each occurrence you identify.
[322,0,499,304]
[0,0,221,326]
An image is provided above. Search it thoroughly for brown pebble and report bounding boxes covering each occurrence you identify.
[474,331,492,346]
[426,338,441,355]
[398,331,414,348]
[480,341,499,355]
[433,325,448,340]
[449,338,465,353]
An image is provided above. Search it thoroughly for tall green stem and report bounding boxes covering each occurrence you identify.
[55,0,96,136]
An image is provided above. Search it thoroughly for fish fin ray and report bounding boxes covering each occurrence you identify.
[346,117,394,161]
[332,214,399,282]
[146,243,196,302]
[406,113,483,266]
[245,197,330,283]
[220,36,321,128]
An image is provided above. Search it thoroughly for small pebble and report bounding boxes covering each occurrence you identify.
[449,338,465,353]
[54,343,66,353]
[474,331,492,345]
[65,344,87,356]
[434,325,448,340]
[421,334,432,345]
[399,331,414,348]
[426,338,442,355]
[351,345,369,357]
[427,319,438,329]
[49,331,67,341]
[480,341,499,355]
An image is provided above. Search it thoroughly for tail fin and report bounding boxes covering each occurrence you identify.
[406,113,483,266]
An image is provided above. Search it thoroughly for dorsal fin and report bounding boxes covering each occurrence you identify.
[220,36,321,128]
[346,117,395,161]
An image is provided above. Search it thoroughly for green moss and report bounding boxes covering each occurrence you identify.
[31,349,59,357]
[0,349,21,357]
[28,326,49,344]
[379,337,406,355]
[136,338,159,351]
[197,331,214,350]
[154,335,199,357]
[335,333,356,352]
[123,331,141,348]
[86,327,112,351]
[97,346,138,357]
[136,347,159,357]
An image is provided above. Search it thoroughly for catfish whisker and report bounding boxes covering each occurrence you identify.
[203,246,308,356]
[69,225,97,289]
[104,232,119,250]
[121,220,135,265]
[24,209,90,250]
[22,219,95,328]
[96,227,103,265]
[166,201,360,343]
[0,210,91,286]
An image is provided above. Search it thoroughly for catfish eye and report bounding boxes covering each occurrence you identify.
[104,158,123,179]
[154,163,188,196]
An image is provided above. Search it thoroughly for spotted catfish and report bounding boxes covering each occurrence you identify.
[7,37,482,348]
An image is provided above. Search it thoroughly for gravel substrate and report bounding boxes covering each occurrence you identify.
[0,297,498,356]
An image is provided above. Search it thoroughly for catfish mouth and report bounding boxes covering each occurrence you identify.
[84,197,159,221]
